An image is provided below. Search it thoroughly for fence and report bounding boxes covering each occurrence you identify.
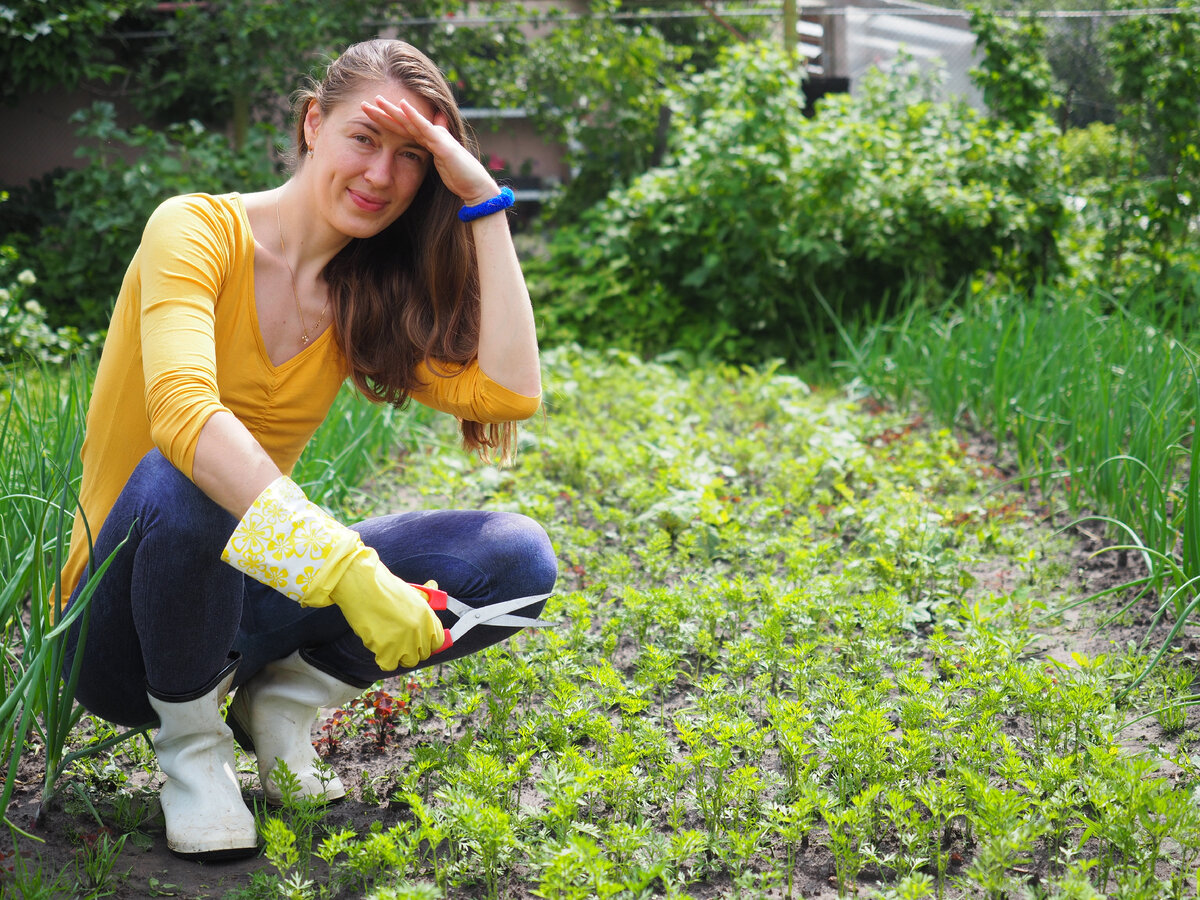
[795,2,1189,119]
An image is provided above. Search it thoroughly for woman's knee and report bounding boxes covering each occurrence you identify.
[439,510,558,596]
[495,513,558,594]
[358,509,557,594]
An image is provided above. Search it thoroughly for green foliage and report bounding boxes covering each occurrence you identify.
[72,829,128,897]
[1107,2,1200,183]
[0,247,94,365]
[1018,5,1200,302]
[417,0,756,219]
[512,0,684,219]
[1059,122,1130,189]
[530,43,1066,363]
[647,0,776,72]
[130,0,387,146]
[6,104,280,331]
[0,0,153,104]
[969,7,1057,128]
[1102,3,1200,267]
[409,1,530,110]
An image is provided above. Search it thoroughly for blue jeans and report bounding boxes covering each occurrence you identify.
[63,451,557,727]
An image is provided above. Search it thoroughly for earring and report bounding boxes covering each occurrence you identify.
[307,147,314,158]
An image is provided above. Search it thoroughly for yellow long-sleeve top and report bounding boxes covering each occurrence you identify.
[62,192,540,598]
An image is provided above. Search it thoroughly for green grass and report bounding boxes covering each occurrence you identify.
[0,361,113,827]
[833,285,1200,670]
[834,287,1195,523]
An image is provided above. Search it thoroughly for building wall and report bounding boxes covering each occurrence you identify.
[0,88,146,186]
[464,109,569,198]
[810,0,982,108]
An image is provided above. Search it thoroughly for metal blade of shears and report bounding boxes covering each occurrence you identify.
[413,584,555,652]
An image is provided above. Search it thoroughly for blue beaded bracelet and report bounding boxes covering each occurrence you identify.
[458,187,515,222]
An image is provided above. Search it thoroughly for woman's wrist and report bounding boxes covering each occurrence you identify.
[461,181,502,207]
[221,476,358,604]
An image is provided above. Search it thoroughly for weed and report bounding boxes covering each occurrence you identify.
[313,707,350,757]
[73,828,128,898]
[350,689,410,748]
[1,852,72,898]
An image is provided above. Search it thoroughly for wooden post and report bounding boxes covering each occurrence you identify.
[784,0,798,55]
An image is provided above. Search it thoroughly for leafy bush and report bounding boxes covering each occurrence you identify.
[513,0,684,220]
[0,0,154,103]
[130,0,389,146]
[967,4,1200,307]
[1057,123,1200,320]
[1099,5,1200,286]
[0,244,94,364]
[1060,122,1130,189]
[5,104,280,331]
[969,6,1057,129]
[529,43,1067,363]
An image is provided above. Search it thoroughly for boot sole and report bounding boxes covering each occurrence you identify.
[168,841,259,862]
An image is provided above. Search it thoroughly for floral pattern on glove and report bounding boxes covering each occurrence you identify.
[221,476,340,602]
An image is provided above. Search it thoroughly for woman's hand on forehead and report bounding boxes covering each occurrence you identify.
[361,95,499,207]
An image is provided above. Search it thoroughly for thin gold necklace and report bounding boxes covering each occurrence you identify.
[275,197,328,345]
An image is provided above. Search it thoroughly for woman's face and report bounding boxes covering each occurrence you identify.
[302,79,438,240]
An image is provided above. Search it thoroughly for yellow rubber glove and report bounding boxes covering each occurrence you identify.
[221,477,444,670]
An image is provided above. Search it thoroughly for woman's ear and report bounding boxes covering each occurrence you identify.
[303,101,323,152]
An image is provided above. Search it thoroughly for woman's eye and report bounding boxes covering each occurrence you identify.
[354,134,373,146]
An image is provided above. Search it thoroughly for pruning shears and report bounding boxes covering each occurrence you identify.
[411,583,555,653]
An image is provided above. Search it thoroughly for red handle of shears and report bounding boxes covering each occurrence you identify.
[411,583,454,653]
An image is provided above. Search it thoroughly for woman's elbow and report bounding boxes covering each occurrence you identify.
[145,386,227,474]
[498,392,542,423]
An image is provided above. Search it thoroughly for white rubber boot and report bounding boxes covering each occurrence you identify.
[226,650,363,805]
[147,658,258,860]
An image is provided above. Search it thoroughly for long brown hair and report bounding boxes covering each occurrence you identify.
[292,39,514,460]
